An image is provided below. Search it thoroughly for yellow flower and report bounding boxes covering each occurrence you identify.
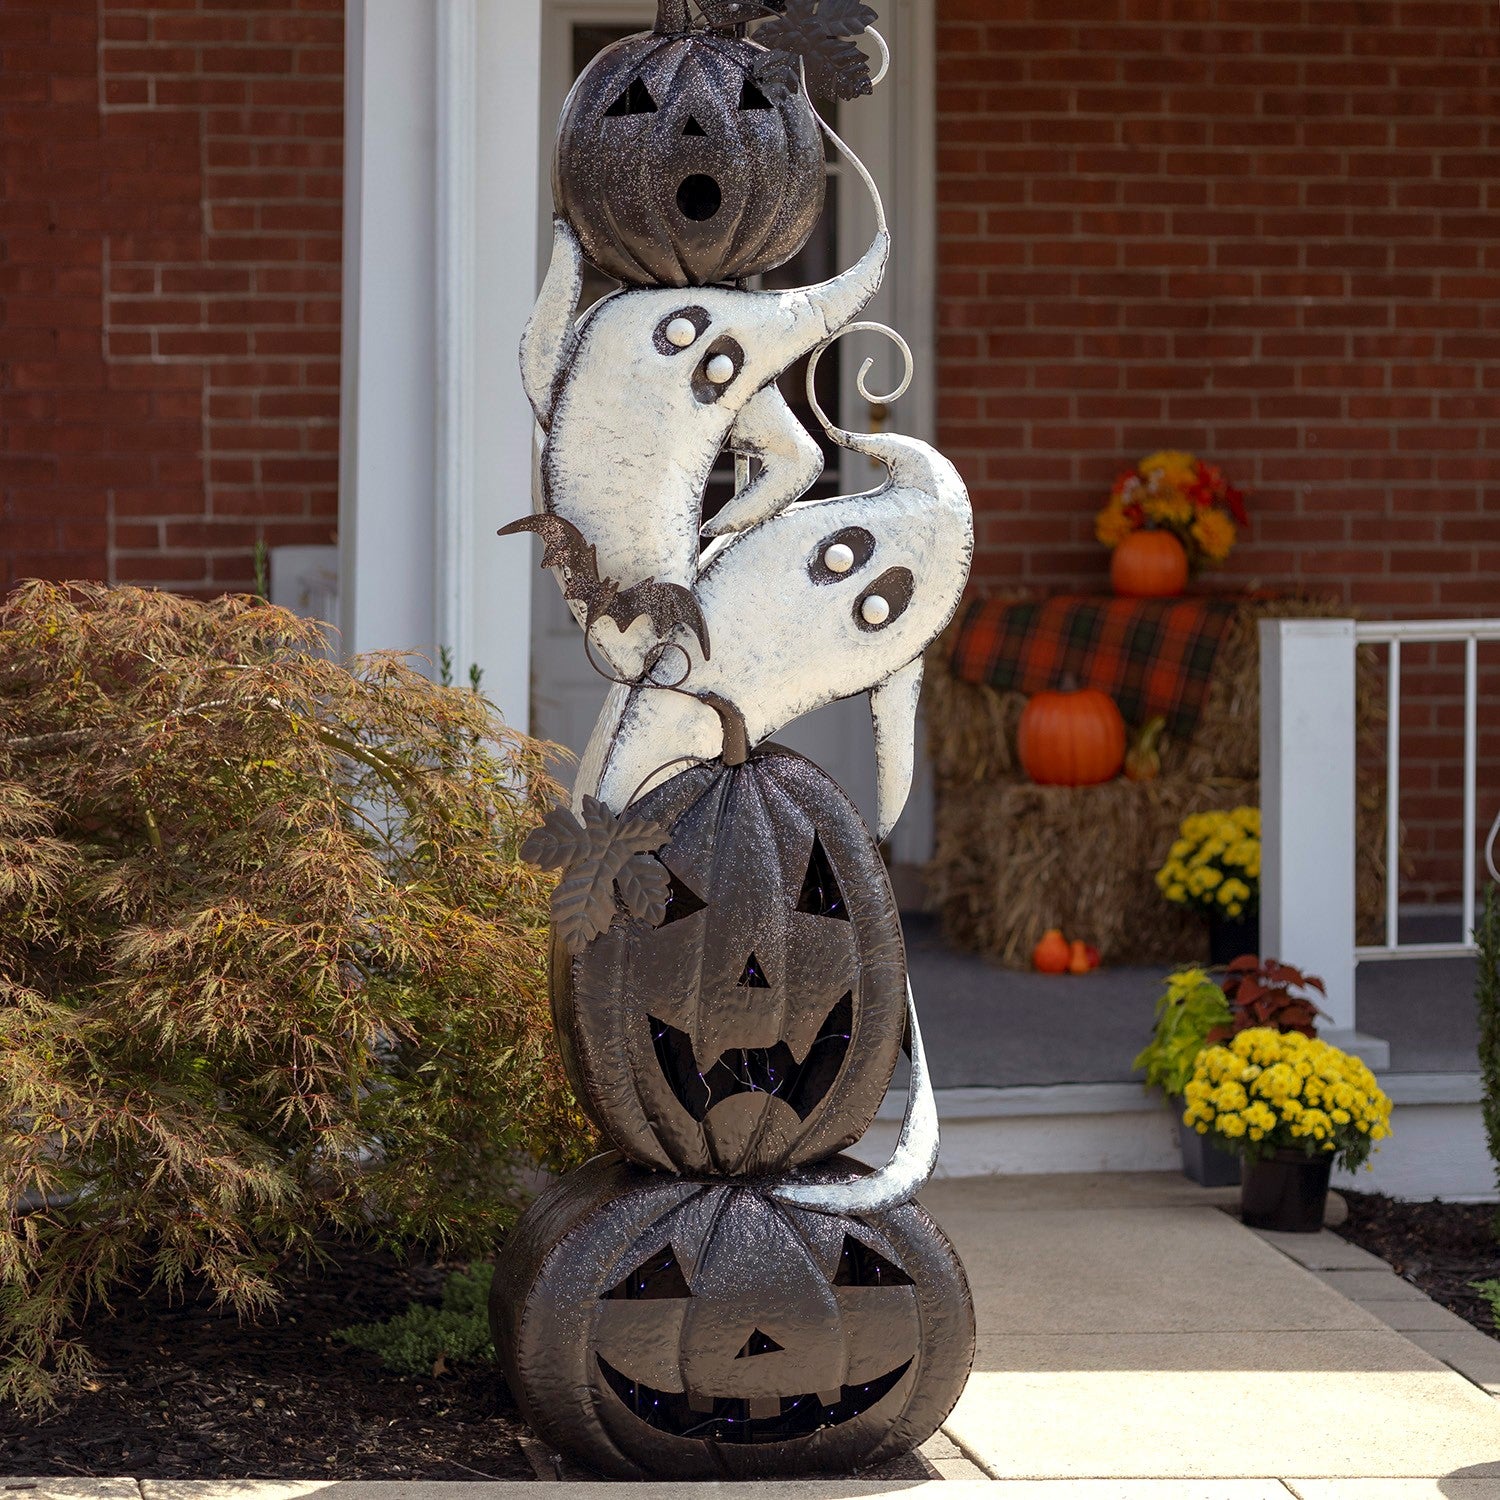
[1095,502,1135,548]
[1144,491,1194,526]
[1139,449,1199,486]
[1191,507,1236,562]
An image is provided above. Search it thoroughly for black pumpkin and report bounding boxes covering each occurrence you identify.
[491,1152,974,1480]
[553,745,908,1177]
[553,9,826,288]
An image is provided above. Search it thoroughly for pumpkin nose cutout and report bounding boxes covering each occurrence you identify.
[737,952,770,988]
[682,115,707,137]
[676,173,722,222]
[736,1328,784,1359]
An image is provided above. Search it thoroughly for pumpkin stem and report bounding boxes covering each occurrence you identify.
[654,0,694,32]
[698,691,749,766]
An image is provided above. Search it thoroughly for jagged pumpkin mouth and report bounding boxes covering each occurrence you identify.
[597,1353,910,1443]
[649,991,853,1123]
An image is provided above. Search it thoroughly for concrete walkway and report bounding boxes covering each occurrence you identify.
[12,1174,1500,1499]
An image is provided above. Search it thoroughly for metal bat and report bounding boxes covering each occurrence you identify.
[499,514,711,662]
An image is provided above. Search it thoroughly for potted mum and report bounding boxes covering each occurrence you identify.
[1183,1029,1393,1232]
[1095,449,1247,597]
[1156,806,1260,962]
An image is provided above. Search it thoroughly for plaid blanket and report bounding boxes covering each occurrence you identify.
[949,593,1241,738]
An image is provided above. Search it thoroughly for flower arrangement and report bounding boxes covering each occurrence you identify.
[1155,807,1260,920]
[1095,449,1247,571]
[1182,1028,1392,1169]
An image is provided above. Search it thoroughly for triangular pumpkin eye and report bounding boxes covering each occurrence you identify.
[660,867,707,925]
[682,115,707,136]
[605,77,657,116]
[739,78,772,110]
[796,834,848,920]
[603,1245,692,1300]
[832,1234,913,1287]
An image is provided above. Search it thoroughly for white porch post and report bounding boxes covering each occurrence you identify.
[340,0,540,730]
[1259,618,1388,1067]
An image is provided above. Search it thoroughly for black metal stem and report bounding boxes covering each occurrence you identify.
[654,0,693,33]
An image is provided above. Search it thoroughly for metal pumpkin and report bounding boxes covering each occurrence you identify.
[1017,685,1127,787]
[553,745,908,1176]
[491,1153,975,1481]
[553,1,826,288]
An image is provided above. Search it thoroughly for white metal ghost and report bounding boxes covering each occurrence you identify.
[573,416,974,840]
[520,217,889,679]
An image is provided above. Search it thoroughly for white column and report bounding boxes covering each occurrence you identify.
[340,0,540,730]
[1259,618,1387,1066]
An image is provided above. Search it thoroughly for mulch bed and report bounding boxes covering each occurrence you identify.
[1334,1189,1500,1340]
[0,1243,533,1481]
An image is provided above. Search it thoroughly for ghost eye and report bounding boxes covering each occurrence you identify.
[691,336,745,404]
[603,1245,693,1300]
[654,307,710,356]
[832,1234,913,1287]
[853,566,914,632]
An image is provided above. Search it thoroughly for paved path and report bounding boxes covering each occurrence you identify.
[13,1173,1500,1499]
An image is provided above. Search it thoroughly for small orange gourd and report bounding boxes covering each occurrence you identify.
[1018,686,1127,787]
[1111,530,1189,598]
[1033,928,1070,974]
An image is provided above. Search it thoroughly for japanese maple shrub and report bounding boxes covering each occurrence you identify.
[0,583,592,1406]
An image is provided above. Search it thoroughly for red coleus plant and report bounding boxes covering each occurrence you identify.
[1207,956,1327,1043]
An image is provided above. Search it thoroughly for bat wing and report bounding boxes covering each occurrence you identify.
[498,513,615,617]
[604,581,711,662]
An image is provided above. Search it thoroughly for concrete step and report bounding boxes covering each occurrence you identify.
[852,1073,1493,1200]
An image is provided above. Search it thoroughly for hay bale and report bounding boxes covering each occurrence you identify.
[925,591,1386,967]
[929,774,1251,968]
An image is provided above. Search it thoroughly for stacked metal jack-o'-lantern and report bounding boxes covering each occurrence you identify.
[493,0,976,1478]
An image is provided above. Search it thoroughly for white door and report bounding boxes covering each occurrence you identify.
[530,0,934,846]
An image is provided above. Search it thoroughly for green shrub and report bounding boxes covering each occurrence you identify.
[1133,967,1232,1099]
[1479,882,1500,1211]
[0,582,596,1407]
[336,1262,495,1376]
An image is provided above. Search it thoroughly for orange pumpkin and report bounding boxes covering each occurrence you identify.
[1032,928,1070,974]
[1111,530,1189,598]
[1018,686,1127,786]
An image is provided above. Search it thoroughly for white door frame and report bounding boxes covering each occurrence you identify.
[339,0,542,731]
[529,0,938,857]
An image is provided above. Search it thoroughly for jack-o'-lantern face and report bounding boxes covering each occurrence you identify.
[491,1154,974,1480]
[552,746,908,1176]
[553,28,825,287]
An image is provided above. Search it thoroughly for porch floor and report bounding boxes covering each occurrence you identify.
[901,913,1479,1090]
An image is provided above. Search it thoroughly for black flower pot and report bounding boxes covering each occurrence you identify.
[1207,910,1259,965]
[1239,1148,1333,1232]
[1171,1098,1241,1187]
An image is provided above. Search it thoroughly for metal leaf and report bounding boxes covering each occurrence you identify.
[616,853,670,926]
[754,0,876,101]
[527,797,670,953]
[521,804,592,871]
[818,0,877,36]
[751,48,802,101]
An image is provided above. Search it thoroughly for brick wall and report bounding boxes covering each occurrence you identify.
[935,0,1500,904]
[0,0,342,595]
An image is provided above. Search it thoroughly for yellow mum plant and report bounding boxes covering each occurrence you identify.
[1155,806,1260,919]
[1182,1028,1392,1169]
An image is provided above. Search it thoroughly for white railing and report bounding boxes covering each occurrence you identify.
[1260,617,1499,1056]
[1354,618,1500,962]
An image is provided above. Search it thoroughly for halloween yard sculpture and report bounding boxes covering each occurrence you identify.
[493,0,975,1478]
